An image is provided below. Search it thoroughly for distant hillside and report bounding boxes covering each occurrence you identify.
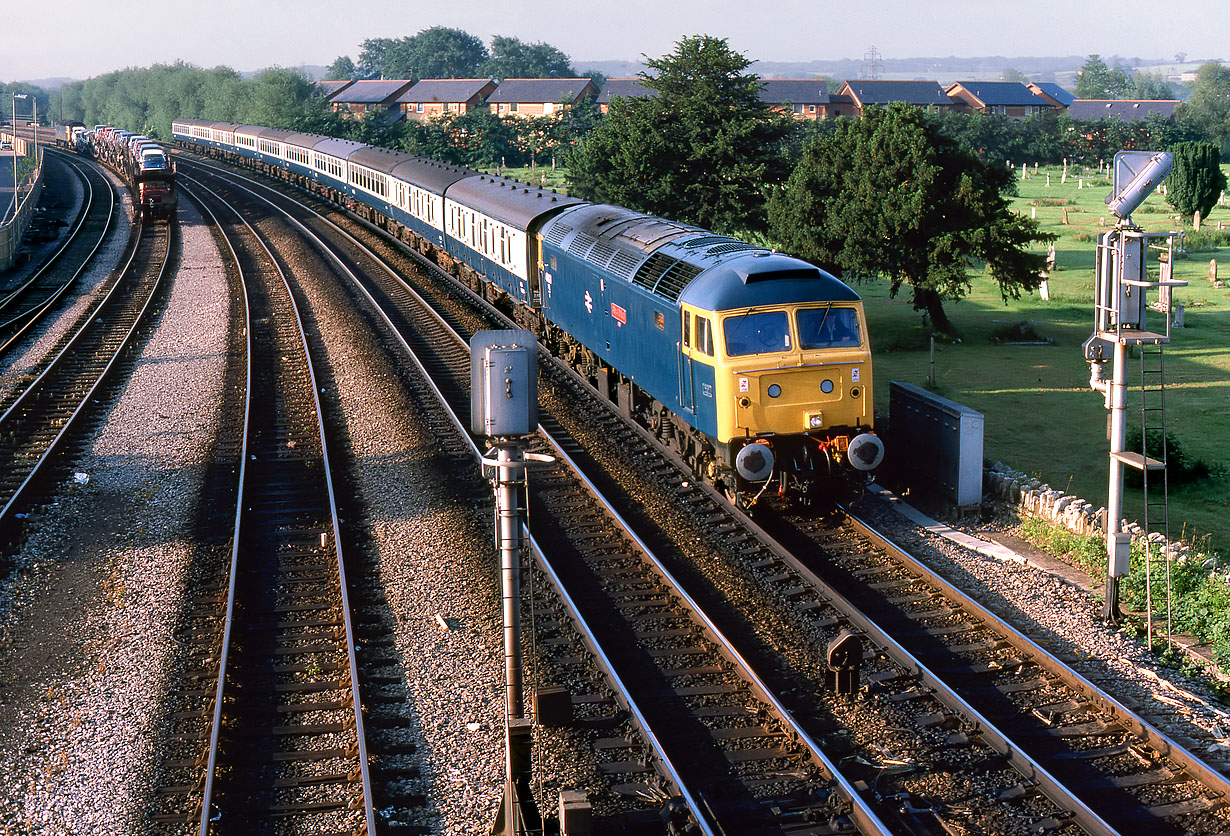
[15,76,74,90]
[578,54,1206,89]
[240,64,329,80]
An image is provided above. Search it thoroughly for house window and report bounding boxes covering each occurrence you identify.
[416,103,423,112]
[808,104,816,113]
[510,102,518,112]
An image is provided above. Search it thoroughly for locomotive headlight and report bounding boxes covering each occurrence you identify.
[767,384,781,398]
[807,413,824,429]
[820,379,834,394]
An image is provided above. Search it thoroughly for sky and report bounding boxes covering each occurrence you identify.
[4,0,1228,83]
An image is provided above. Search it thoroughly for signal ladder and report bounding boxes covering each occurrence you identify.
[1127,342,1172,648]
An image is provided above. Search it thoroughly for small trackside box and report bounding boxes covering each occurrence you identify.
[470,330,538,437]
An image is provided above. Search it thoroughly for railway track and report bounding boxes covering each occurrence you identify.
[173,154,1230,834]
[770,501,1230,835]
[0,152,118,351]
[148,179,375,834]
[0,215,169,543]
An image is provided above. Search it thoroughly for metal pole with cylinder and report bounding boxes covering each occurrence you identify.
[11,93,24,219]
[471,330,552,836]
[1083,151,1183,622]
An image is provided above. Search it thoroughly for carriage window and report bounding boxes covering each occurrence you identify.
[723,311,791,356]
[797,306,861,349]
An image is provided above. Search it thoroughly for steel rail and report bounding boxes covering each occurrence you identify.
[178,181,251,835]
[180,176,377,835]
[843,501,1230,820]
[0,218,166,527]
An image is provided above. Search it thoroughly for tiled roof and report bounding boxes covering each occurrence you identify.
[1030,82,1075,107]
[949,81,1047,107]
[759,79,830,105]
[842,80,953,107]
[317,80,355,99]
[397,79,494,104]
[596,79,657,104]
[331,80,414,104]
[487,79,596,103]
[1066,99,1180,122]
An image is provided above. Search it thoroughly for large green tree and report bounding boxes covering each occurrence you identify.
[1179,62,1230,158]
[567,34,797,236]
[326,55,358,81]
[1075,54,1131,99]
[1128,71,1175,100]
[481,36,575,81]
[768,103,1054,334]
[1166,141,1228,221]
[357,27,488,81]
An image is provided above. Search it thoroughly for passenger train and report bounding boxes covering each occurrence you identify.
[171,117,883,506]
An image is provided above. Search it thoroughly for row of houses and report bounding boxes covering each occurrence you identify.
[318,77,1180,125]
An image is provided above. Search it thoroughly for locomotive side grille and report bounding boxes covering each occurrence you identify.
[568,233,598,257]
[589,241,618,266]
[543,223,571,246]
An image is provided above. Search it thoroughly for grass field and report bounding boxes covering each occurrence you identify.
[863,161,1230,557]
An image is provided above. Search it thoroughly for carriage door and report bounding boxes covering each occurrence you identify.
[679,311,696,414]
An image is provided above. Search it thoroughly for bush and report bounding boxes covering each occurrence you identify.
[1019,516,1105,574]
[1022,515,1230,674]
[1125,428,1225,487]
[1181,227,1230,252]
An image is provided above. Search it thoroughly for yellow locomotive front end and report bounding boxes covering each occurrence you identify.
[709,300,882,496]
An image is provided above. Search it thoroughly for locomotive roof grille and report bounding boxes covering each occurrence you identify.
[707,242,764,256]
[608,250,642,279]
[680,235,730,249]
[634,252,702,301]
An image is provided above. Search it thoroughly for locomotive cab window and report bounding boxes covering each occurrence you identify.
[696,317,714,356]
[723,311,791,356]
[682,312,692,348]
[797,306,861,349]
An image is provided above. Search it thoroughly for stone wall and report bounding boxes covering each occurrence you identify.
[985,461,1193,563]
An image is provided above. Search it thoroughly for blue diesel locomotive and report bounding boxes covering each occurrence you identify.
[172,118,883,506]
